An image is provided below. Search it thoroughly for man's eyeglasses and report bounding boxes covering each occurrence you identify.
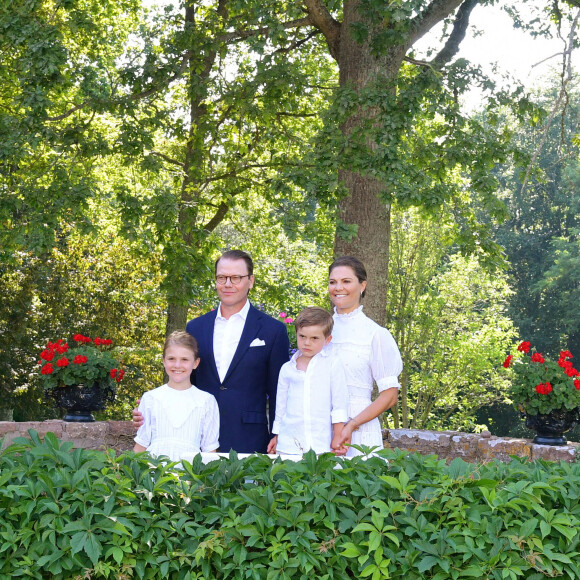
[215,274,250,285]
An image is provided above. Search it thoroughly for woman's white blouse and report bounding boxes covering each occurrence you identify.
[332,306,402,456]
[134,384,220,462]
[332,305,402,392]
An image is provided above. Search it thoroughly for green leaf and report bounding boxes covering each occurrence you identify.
[417,555,440,573]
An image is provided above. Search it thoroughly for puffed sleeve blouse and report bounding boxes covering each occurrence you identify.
[331,305,402,393]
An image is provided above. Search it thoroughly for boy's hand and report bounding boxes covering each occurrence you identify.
[333,419,357,452]
[331,427,348,455]
[132,400,144,428]
[267,435,278,454]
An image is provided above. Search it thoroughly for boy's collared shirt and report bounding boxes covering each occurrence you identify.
[272,345,349,455]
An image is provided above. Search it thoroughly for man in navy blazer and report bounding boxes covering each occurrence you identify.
[185,251,289,452]
[133,250,289,454]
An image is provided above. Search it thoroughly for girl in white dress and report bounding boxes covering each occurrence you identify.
[134,331,219,462]
[328,257,403,457]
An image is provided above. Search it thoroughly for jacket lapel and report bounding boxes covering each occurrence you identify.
[203,309,221,383]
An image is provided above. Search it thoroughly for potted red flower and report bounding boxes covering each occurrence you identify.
[39,334,124,421]
[503,341,580,444]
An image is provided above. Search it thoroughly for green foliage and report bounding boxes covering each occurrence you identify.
[491,79,580,355]
[2,431,580,578]
[0,221,166,420]
[387,207,517,431]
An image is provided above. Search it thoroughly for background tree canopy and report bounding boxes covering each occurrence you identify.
[2,0,580,436]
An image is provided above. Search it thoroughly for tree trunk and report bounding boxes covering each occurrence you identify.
[162,1,227,339]
[165,302,189,336]
[306,0,474,325]
[334,0,404,325]
[334,175,391,326]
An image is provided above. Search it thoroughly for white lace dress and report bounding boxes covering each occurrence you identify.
[332,306,403,457]
[134,384,220,462]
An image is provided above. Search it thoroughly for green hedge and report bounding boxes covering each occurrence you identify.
[1,430,580,579]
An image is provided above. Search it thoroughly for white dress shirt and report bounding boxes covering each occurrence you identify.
[272,345,349,455]
[213,299,250,382]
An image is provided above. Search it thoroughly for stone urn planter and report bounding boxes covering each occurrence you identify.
[524,408,579,446]
[46,383,116,422]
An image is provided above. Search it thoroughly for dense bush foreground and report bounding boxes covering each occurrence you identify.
[1,431,580,579]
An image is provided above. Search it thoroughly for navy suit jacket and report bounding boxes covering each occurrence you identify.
[185,304,290,453]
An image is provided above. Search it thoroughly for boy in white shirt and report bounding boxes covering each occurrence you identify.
[267,307,349,456]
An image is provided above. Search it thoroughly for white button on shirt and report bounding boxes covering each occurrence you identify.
[213,299,250,382]
[272,345,349,455]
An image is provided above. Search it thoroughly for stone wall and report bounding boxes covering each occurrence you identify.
[2,420,579,462]
[0,420,136,454]
[385,428,580,463]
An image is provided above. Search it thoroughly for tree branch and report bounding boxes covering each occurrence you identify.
[46,52,193,122]
[203,161,308,185]
[46,13,314,122]
[302,0,341,61]
[403,56,434,68]
[203,201,229,233]
[407,0,467,49]
[46,101,89,122]
[432,0,479,68]
[520,9,580,195]
[220,17,313,43]
[274,29,321,55]
[129,52,193,101]
[149,151,185,168]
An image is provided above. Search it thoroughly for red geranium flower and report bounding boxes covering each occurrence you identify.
[40,349,55,362]
[41,363,54,375]
[517,341,531,353]
[54,343,69,354]
[574,380,580,390]
[73,355,88,364]
[535,382,553,395]
[115,369,125,383]
[565,367,580,377]
[503,355,513,368]
[530,352,545,363]
[560,350,573,359]
[56,358,69,367]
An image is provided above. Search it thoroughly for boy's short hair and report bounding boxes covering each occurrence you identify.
[163,330,200,359]
[294,307,334,338]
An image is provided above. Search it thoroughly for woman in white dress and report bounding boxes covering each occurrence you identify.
[328,256,402,457]
[134,331,220,462]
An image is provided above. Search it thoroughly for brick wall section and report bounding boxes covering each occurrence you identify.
[1,421,579,462]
